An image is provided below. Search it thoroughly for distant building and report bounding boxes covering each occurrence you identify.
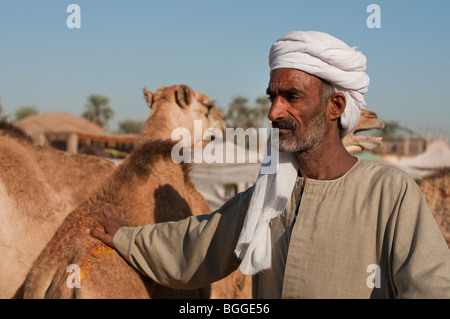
[373,136,427,157]
[14,112,141,157]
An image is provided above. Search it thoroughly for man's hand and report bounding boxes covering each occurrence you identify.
[89,205,129,247]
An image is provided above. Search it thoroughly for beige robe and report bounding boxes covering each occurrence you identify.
[113,159,450,298]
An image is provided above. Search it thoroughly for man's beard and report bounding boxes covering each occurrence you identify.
[272,112,328,153]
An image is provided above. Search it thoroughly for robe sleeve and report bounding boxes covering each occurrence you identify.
[112,186,253,290]
[391,176,450,298]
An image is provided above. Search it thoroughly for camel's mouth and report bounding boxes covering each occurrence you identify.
[350,110,385,146]
[342,114,385,155]
[352,128,383,144]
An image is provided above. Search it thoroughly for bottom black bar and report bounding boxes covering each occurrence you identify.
[2,299,448,318]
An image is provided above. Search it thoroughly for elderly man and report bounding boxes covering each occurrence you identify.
[90,31,450,298]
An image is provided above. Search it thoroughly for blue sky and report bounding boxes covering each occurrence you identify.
[0,1,449,138]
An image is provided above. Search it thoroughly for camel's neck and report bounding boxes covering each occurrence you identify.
[141,111,173,140]
[106,140,196,225]
[142,127,173,141]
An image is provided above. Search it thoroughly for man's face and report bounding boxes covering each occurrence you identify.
[266,68,329,153]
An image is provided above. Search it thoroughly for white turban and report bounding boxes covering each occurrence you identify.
[269,30,370,137]
[235,31,370,275]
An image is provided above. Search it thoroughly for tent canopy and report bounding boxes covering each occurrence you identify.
[395,140,450,179]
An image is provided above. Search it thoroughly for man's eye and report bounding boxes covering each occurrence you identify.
[287,95,301,102]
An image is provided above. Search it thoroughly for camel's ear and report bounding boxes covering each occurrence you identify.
[143,87,153,109]
[175,85,193,109]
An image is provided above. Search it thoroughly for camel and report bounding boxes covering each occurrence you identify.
[20,84,251,299]
[0,84,229,299]
[0,121,116,299]
[417,168,450,248]
[342,109,384,155]
[141,85,225,143]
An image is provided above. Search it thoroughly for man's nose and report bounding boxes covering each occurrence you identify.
[268,97,287,122]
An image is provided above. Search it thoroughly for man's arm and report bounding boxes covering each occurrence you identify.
[90,186,254,290]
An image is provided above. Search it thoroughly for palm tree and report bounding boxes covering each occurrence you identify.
[0,98,3,120]
[116,119,143,134]
[82,94,114,129]
[255,95,270,129]
[224,95,270,130]
[223,95,271,148]
[14,106,38,120]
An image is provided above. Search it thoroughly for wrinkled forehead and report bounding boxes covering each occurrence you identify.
[269,68,322,87]
[268,68,323,95]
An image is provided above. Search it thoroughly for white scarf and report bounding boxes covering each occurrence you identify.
[235,137,298,275]
[235,31,369,275]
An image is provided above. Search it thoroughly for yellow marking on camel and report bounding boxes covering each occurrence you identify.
[80,244,115,281]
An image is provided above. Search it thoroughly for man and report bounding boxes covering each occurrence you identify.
[90,31,450,298]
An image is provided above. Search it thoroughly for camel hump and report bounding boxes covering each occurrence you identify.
[0,120,33,143]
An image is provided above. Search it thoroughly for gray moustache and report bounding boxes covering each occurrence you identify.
[272,120,297,131]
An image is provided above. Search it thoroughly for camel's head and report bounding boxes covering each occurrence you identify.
[342,109,385,155]
[142,85,226,145]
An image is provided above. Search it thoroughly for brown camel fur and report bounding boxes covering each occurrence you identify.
[22,140,211,298]
[417,168,450,248]
[20,84,251,299]
[0,121,116,299]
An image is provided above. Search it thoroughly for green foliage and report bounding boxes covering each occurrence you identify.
[82,94,114,129]
[379,121,400,139]
[376,120,420,140]
[224,95,270,130]
[116,120,143,134]
[0,99,4,121]
[14,106,38,121]
[222,95,270,148]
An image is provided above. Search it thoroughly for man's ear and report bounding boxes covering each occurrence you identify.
[329,92,346,121]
